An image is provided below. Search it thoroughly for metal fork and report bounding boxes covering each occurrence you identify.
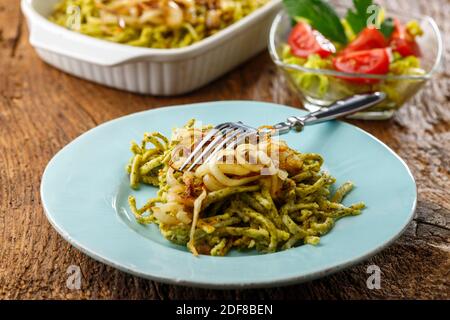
[179,92,386,172]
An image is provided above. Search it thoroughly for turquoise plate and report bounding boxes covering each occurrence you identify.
[41,101,416,288]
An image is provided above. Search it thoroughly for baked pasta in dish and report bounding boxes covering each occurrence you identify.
[50,0,270,48]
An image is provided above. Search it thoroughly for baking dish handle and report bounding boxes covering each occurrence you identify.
[28,25,148,67]
[21,0,145,66]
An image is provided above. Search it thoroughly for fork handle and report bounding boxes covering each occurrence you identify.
[302,92,386,125]
[273,92,386,134]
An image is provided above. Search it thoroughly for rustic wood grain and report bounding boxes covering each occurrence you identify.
[0,0,449,299]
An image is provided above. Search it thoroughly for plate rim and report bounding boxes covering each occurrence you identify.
[40,100,417,289]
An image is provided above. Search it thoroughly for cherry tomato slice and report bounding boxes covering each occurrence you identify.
[333,48,390,84]
[341,27,387,54]
[390,18,420,57]
[288,21,335,58]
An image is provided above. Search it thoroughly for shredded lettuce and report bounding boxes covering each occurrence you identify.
[406,20,424,38]
[389,55,423,75]
[341,18,357,42]
[283,51,332,97]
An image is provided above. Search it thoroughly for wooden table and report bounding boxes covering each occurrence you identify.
[1,0,448,299]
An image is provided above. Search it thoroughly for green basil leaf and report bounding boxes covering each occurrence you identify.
[380,17,395,38]
[283,0,348,44]
[345,0,376,34]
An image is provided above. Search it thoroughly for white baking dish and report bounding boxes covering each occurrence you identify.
[21,0,282,95]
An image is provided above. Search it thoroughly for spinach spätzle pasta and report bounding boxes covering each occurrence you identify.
[126,120,365,256]
[50,0,269,48]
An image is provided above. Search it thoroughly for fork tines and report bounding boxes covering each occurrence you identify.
[179,122,258,172]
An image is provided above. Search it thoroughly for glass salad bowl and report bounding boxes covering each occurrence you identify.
[268,10,443,120]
